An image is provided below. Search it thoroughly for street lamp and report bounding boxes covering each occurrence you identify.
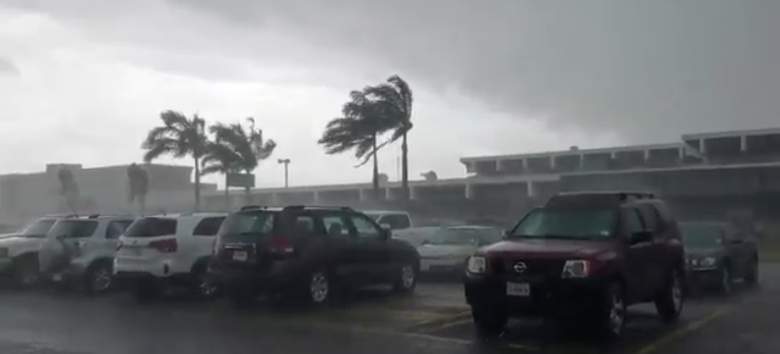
[277,158,291,188]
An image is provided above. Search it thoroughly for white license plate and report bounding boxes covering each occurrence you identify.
[506,282,530,297]
[232,250,248,262]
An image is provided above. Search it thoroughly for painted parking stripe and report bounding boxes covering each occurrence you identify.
[635,306,732,354]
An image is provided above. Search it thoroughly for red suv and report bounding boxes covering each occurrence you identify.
[464,192,685,338]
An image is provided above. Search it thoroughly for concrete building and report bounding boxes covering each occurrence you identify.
[204,128,780,224]
[0,163,216,225]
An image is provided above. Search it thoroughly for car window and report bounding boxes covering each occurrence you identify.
[48,220,98,239]
[20,218,57,237]
[290,215,317,236]
[624,208,644,235]
[105,220,133,239]
[322,215,350,238]
[218,212,276,241]
[193,217,226,236]
[637,204,659,232]
[510,208,617,239]
[125,218,177,237]
[350,214,381,240]
[380,214,411,229]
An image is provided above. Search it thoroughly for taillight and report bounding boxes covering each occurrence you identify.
[149,238,178,253]
[269,235,294,255]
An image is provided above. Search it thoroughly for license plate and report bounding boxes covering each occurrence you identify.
[506,282,530,297]
[232,250,248,262]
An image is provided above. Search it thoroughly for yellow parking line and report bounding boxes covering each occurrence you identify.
[418,318,474,333]
[635,307,732,354]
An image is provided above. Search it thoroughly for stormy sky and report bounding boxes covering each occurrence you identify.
[0,1,778,188]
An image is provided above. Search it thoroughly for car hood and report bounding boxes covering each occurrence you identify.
[685,247,723,258]
[481,238,616,259]
[0,236,44,251]
[418,244,476,259]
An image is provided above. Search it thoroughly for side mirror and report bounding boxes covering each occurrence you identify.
[380,223,392,230]
[502,230,511,239]
[630,230,653,244]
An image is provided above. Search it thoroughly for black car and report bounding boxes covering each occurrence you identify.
[681,221,759,294]
[464,192,686,338]
[210,205,420,305]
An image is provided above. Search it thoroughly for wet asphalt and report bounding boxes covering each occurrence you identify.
[0,266,776,354]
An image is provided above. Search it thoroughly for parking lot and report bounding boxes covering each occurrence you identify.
[0,264,774,354]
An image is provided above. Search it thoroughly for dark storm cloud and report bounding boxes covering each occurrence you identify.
[0,57,18,75]
[172,0,780,142]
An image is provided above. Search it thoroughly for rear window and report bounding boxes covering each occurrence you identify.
[48,220,98,239]
[218,212,276,238]
[125,218,177,237]
[193,217,225,236]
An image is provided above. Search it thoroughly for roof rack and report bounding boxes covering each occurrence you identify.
[240,205,268,211]
[282,205,354,211]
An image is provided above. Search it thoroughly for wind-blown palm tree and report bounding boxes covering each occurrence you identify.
[201,140,239,209]
[142,111,208,210]
[364,75,414,200]
[319,91,394,196]
[209,118,277,201]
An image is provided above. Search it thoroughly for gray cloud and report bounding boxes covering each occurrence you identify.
[0,57,18,75]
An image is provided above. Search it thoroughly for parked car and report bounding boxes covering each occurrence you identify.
[38,215,134,293]
[392,226,442,248]
[363,210,413,230]
[680,221,759,294]
[0,216,61,287]
[114,213,226,300]
[418,226,502,275]
[464,192,686,338]
[210,205,420,306]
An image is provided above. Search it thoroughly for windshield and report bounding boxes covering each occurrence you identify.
[681,223,723,249]
[510,209,617,240]
[47,220,98,239]
[218,212,276,239]
[125,218,177,237]
[429,227,501,246]
[20,218,57,237]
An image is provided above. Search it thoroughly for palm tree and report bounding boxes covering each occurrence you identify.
[209,118,277,202]
[364,75,414,200]
[142,111,208,210]
[319,91,394,196]
[201,140,239,209]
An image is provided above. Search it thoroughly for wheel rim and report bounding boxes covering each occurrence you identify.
[672,272,683,311]
[92,267,112,292]
[722,268,732,293]
[609,290,625,334]
[400,265,415,289]
[198,275,217,297]
[310,272,329,303]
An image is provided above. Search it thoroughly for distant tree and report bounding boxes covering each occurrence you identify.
[201,138,240,210]
[57,168,79,213]
[141,111,208,211]
[364,75,414,200]
[127,163,149,215]
[319,90,394,196]
[209,118,276,201]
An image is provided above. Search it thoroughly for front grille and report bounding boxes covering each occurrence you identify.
[493,258,564,279]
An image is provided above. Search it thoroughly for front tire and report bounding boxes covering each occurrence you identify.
[655,269,684,323]
[307,270,331,306]
[192,266,219,299]
[13,256,40,289]
[471,306,507,337]
[393,263,417,293]
[598,282,626,339]
[84,262,113,294]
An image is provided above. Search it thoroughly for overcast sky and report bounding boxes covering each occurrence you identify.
[1,1,778,188]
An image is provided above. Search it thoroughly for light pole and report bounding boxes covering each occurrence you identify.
[277,158,291,188]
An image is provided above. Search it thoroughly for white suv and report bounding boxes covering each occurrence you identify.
[38,215,134,293]
[0,216,61,287]
[114,213,226,300]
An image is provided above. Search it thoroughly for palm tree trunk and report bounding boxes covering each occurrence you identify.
[224,174,230,210]
[372,133,379,199]
[401,131,409,201]
[244,168,251,205]
[193,157,201,211]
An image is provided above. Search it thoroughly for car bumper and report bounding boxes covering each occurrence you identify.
[463,272,605,318]
[686,268,721,288]
[208,259,303,293]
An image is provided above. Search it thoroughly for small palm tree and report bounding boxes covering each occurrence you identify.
[209,119,277,202]
[364,75,413,200]
[142,111,208,210]
[319,91,394,196]
[201,140,240,209]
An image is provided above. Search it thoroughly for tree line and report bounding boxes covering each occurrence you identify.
[139,74,413,210]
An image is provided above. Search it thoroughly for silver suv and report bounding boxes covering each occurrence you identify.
[38,215,134,293]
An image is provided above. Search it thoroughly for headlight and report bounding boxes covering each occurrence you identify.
[562,260,591,278]
[698,256,717,268]
[0,247,7,258]
[467,256,487,274]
